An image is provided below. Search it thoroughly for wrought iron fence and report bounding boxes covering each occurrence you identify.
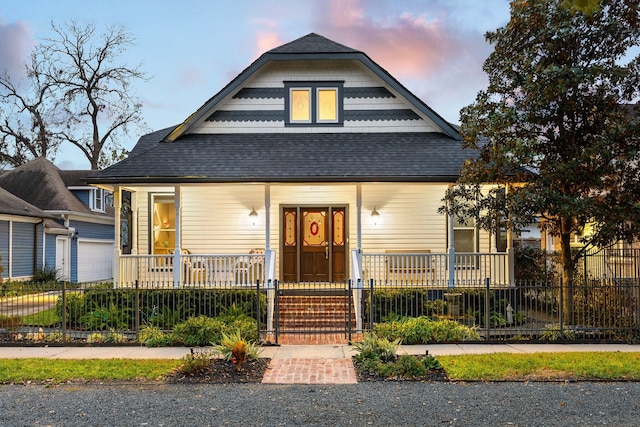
[359,277,640,341]
[0,281,268,344]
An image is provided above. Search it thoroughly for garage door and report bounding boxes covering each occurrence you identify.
[78,240,114,282]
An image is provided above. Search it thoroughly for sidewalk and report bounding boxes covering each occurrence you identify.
[0,343,637,360]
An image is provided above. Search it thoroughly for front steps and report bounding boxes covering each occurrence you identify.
[277,295,357,332]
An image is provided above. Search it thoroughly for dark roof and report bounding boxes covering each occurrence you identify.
[268,32,360,54]
[87,132,475,184]
[0,186,51,219]
[165,33,460,142]
[0,157,113,217]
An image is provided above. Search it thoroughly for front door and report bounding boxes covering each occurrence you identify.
[282,206,347,282]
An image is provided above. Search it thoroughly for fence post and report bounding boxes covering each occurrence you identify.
[559,277,564,340]
[485,277,490,342]
[62,281,67,342]
[369,278,375,331]
[274,279,279,344]
[135,280,140,342]
[348,280,352,342]
[256,280,261,342]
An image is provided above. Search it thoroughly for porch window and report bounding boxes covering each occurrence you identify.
[453,214,476,253]
[151,194,175,255]
[285,81,343,126]
[90,188,105,213]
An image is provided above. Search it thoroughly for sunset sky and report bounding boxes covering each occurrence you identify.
[0,0,511,169]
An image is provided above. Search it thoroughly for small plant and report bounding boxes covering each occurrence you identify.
[139,325,173,347]
[352,332,401,362]
[214,330,262,371]
[80,300,131,330]
[86,332,104,343]
[0,315,23,331]
[104,330,127,344]
[177,348,212,376]
[32,266,60,284]
[56,293,86,328]
[541,324,576,341]
[46,331,64,342]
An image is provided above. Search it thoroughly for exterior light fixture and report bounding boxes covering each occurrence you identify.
[249,207,258,226]
[371,207,380,226]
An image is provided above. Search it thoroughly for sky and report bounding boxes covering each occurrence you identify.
[0,0,511,170]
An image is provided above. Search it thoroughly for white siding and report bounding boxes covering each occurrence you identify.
[190,60,441,134]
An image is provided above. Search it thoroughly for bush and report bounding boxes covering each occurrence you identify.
[56,293,86,328]
[177,348,213,376]
[352,332,401,362]
[139,325,174,347]
[374,316,480,344]
[32,266,61,284]
[171,316,227,346]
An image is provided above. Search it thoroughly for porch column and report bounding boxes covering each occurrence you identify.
[173,185,182,288]
[131,191,138,255]
[265,184,271,252]
[356,184,362,253]
[448,211,455,288]
[113,186,121,287]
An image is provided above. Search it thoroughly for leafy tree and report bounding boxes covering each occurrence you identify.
[0,21,147,169]
[441,0,640,318]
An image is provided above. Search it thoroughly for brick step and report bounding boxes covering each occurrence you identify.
[277,295,356,330]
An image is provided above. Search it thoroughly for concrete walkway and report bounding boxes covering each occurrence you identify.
[0,342,637,360]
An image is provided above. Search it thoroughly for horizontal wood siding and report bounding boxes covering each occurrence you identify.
[45,233,57,271]
[69,220,114,240]
[12,222,35,277]
[0,221,8,279]
[180,185,266,254]
[360,183,449,253]
[192,60,440,134]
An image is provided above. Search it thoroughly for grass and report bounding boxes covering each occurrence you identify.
[1,352,640,384]
[0,359,182,384]
[438,352,640,381]
[21,308,60,326]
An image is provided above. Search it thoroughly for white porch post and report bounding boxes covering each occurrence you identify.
[173,186,182,288]
[264,184,274,334]
[448,211,455,288]
[354,183,363,330]
[131,192,138,255]
[113,186,121,287]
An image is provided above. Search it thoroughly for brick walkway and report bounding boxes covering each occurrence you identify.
[262,358,358,384]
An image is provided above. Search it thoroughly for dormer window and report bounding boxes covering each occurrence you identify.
[285,81,343,126]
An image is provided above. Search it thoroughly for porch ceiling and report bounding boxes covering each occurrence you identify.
[87,132,476,185]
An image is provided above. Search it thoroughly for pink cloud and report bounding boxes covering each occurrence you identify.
[0,19,33,78]
[255,31,285,58]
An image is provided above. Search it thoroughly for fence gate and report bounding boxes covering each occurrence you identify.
[272,281,357,344]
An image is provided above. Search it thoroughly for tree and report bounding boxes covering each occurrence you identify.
[0,50,63,168]
[441,0,640,318]
[0,21,147,170]
[45,21,147,169]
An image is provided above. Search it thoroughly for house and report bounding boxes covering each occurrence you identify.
[0,186,54,281]
[87,33,514,290]
[0,157,115,283]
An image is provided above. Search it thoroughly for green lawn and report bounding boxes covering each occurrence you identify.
[1,352,639,384]
[438,352,640,381]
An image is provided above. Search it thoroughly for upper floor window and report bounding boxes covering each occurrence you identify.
[285,81,343,126]
[90,188,106,213]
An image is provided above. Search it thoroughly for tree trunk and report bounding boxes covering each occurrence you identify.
[560,227,575,326]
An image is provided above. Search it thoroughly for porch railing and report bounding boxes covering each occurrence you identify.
[117,253,267,288]
[359,251,510,287]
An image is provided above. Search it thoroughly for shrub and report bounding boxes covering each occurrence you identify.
[352,332,401,362]
[171,316,226,347]
[32,266,60,284]
[177,348,213,376]
[56,293,86,328]
[0,315,23,331]
[374,316,480,344]
[540,324,576,341]
[139,325,173,347]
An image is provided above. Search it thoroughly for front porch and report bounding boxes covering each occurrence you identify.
[114,250,513,289]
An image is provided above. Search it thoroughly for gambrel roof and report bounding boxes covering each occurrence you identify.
[88,33,473,185]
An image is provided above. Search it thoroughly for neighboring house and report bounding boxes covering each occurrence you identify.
[0,158,115,282]
[0,186,58,281]
[87,33,514,288]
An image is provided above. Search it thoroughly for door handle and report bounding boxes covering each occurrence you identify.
[325,242,329,259]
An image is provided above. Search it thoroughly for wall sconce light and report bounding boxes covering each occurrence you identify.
[371,206,380,226]
[249,207,258,225]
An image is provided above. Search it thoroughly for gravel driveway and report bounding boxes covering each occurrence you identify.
[1,381,638,426]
